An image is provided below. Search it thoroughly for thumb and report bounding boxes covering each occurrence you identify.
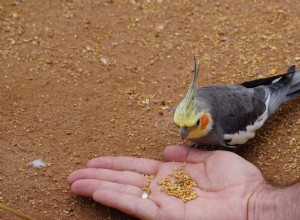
[163,145,214,163]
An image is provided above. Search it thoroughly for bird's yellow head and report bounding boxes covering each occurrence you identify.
[173,59,213,140]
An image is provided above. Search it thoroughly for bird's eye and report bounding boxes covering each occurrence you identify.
[196,119,200,126]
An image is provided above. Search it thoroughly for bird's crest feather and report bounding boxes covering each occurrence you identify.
[174,58,202,127]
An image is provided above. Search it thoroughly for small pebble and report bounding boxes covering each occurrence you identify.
[27,159,46,169]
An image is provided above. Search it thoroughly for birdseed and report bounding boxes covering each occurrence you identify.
[142,174,156,195]
[157,164,198,202]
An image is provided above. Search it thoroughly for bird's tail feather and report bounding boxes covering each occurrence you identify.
[286,69,300,102]
[268,65,296,114]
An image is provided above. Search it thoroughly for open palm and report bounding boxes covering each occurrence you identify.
[68,145,265,220]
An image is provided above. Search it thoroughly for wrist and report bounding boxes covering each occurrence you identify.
[248,182,277,220]
[248,181,300,220]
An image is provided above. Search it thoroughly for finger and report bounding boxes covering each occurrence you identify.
[70,179,102,197]
[67,168,147,188]
[163,145,214,163]
[93,189,158,220]
[87,156,161,175]
[71,179,143,198]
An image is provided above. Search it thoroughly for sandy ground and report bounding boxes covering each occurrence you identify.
[0,0,299,219]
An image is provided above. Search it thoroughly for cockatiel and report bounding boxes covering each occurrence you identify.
[173,59,300,148]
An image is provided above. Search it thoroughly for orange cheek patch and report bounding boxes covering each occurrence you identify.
[200,114,210,130]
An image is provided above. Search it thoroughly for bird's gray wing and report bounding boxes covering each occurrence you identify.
[221,87,268,135]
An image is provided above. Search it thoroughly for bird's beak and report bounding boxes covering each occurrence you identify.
[180,127,189,140]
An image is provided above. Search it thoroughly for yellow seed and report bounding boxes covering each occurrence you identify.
[156,164,198,202]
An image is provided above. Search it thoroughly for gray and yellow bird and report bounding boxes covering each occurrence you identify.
[173,59,300,148]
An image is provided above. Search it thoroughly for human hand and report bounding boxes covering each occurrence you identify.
[67,146,266,220]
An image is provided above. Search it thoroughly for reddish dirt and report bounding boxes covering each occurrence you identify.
[0,0,299,219]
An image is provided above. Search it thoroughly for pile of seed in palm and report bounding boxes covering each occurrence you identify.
[157,163,198,202]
